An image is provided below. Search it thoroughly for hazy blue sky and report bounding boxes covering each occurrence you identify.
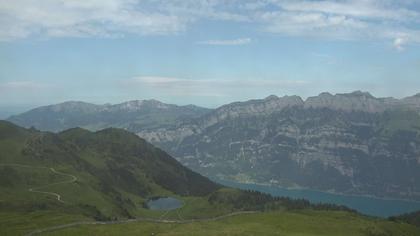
[1,0,420,114]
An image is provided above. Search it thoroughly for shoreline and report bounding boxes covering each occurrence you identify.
[214,178,420,204]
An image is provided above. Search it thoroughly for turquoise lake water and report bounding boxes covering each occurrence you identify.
[147,197,183,210]
[215,179,420,218]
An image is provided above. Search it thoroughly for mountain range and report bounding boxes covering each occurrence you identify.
[7,99,210,132]
[7,91,420,201]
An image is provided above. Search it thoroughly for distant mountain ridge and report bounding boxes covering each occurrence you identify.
[209,91,420,117]
[8,92,420,133]
[7,99,211,132]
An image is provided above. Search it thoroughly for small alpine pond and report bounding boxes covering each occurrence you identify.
[147,197,183,210]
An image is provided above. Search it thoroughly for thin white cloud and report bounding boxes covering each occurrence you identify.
[0,81,57,105]
[394,37,406,51]
[131,76,307,87]
[0,0,190,40]
[197,38,251,46]
[126,76,309,97]
[276,0,419,22]
[311,52,338,65]
[0,81,53,91]
[258,11,368,39]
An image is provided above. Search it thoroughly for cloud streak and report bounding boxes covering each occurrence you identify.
[0,81,53,91]
[0,81,58,106]
[125,76,309,97]
[197,38,251,46]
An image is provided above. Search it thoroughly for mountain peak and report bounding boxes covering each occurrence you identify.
[305,91,382,112]
[37,101,101,113]
[265,95,279,100]
[407,93,420,98]
[344,91,375,98]
[115,99,170,111]
[211,95,303,123]
[60,100,91,105]
[318,92,333,97]
[124,100,146,107]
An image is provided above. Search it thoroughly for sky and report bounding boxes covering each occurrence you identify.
[1,0,420,116]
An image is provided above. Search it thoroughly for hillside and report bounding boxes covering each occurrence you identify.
[0,120,219,221]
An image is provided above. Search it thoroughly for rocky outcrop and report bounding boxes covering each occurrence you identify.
[304,91,405,113]
[402,93,420,110]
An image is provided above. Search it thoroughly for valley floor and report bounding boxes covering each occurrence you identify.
[1,210,419,236]
[32,211,420,236]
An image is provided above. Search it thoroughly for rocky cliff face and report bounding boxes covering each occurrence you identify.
[137,92,420,201]
[402,94,420,110]
[305,91,386,112]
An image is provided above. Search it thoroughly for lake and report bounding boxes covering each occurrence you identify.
[215,179,420,218]
[147,197,183,210]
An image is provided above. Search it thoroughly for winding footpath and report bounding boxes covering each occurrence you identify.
[0,163,77,203]
[25,211,258,236]
[1,163,258,235]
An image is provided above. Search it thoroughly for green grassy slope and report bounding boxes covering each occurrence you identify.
[0,121,221,224]
[43,210,420,236]
[389,210,420,227]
